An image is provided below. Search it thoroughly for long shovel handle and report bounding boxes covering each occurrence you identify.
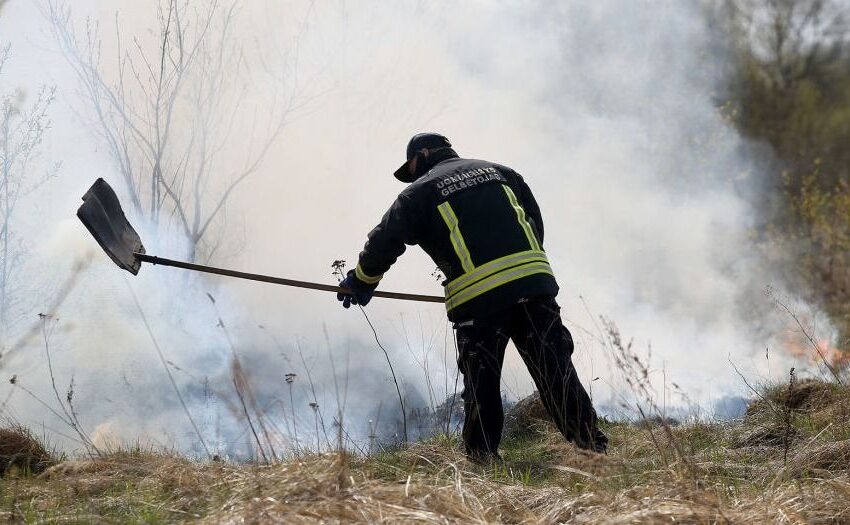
[135,253,445,304]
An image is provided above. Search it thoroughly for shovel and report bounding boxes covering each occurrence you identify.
[76,178,444,304]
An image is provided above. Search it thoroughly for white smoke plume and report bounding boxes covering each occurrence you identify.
[0,0,807,455]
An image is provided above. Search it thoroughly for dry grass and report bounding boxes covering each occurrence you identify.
[2,380,850,523]
[0,423,56,476]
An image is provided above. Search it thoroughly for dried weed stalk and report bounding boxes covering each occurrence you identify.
[602,318,699,479]
[783,367,797,466]
[332,259,408,444]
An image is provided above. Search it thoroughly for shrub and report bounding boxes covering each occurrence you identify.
[0,423,56,475]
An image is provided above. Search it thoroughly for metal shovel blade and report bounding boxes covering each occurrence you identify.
[76,178,145,275]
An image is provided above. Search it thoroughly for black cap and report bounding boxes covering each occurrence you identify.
[393,132,452,183]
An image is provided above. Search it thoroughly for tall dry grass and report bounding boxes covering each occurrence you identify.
[2,374,850,523]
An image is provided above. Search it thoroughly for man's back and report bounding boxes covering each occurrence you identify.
[357,151,559,320]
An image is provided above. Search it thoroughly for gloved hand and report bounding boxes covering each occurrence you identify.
[337,270,376,308]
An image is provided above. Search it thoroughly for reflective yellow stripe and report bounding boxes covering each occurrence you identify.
[445,261,554,311]
[355,264,382,285]
[445,249,548,297]
[437,201,475,273]
[502,185,540,251]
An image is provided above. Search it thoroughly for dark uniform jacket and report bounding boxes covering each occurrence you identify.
[354,148,558,321]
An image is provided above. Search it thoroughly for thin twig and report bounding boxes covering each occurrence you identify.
[359,305,408,445]
[124,276,211,458]
[332,261,408,444]
[232,373,268,463]
[39,314,100,456]
[296,342,331,450]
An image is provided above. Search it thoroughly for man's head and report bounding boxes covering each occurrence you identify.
[394,132,452,183]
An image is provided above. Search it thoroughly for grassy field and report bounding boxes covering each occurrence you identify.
[1,379,849,523]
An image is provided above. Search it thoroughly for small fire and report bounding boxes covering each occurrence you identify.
[782,332,850,370]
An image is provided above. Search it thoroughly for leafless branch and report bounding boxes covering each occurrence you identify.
[42,0,303,262]
[1,45,58,343]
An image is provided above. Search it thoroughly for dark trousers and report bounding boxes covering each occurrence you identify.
[455,296,607,456]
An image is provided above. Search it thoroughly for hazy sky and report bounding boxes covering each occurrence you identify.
[0,0,815,454]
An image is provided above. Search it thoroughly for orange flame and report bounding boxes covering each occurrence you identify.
[782,332,850,370]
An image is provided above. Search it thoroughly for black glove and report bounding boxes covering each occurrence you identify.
[337,270,376,308]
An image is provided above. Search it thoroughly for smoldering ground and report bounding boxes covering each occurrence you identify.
[0,0,813,455]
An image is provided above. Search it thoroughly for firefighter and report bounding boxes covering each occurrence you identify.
[338,133,607,459]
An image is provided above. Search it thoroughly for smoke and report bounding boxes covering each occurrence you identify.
[0,0,811,455]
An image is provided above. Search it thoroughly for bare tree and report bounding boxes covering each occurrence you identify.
[721,0,850,90]
[0,44,59,348]
[714,0,850,349]
[43,0,302,262]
